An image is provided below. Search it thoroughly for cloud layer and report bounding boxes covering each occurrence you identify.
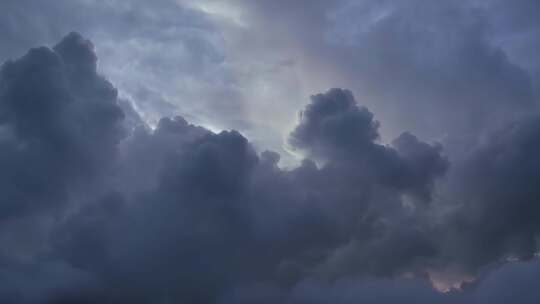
[1,30,540,303]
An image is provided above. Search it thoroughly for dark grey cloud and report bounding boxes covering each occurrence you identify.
[2,0,540,301]
[437,114,540,272]
[0,34,450,302]
[0,257,101,304]
[219,261,540,304]
[289,88,448,201]
[43,88,446,301]
[228,4,540,280]
[484,0,540,71]
[289,89,380,159]
[0,32,125,219]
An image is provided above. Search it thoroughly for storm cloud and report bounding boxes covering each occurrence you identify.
[0,32,125,219]
[2,1,540,303]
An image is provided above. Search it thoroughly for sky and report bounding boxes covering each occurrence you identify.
[1,0,540,303]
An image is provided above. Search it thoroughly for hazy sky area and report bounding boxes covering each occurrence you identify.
[1,0,540,303]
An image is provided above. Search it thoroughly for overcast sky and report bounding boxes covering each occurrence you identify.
[1,0,540,303]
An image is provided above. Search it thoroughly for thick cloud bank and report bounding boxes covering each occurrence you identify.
[1,33,540,303]
[0,32,125,219]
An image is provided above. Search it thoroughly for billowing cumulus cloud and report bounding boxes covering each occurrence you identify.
[289,88,448,201]
[1,33,443,302]
[2,1,540,303]
[0,32,125,219]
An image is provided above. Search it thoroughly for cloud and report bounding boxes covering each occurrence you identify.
[0,0,247,132]
[289,88,448,201]
[437,114,540,272]
[0,33,451,302]
[230,0,538,148]
[1,21,540,303]
[3,0,537,169]
[219,261,540,304]
[0,32,125,219]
